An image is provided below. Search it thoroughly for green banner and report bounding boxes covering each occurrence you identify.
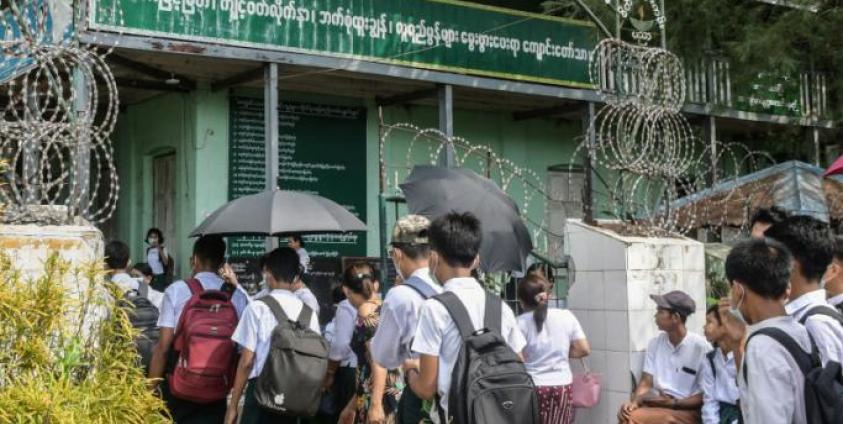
[89,0,598,87]
[734,71,802,117]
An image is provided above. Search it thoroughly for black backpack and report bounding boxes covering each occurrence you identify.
[434,291,539,424]
[254,296,329,417]
[121,282,160,373]
[744,327,843,424]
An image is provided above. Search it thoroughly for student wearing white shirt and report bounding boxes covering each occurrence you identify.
[325,297,358,421]
[287,234,310,271]
[719,238,811,424]
[700,305,740,424]
[145,227,172,291]
[765,216,843,367]
[370,215,442,424]
[517,274,590,424]
[823,236,843,313]
[148,235,251,424]
[225,247,320,424]
[406,212,527,421]
[105,240,165,310]
[254,280,320,316]
[618,290,709,424]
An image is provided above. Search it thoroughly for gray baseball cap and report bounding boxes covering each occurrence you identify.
[650,290,696,317]
[391,215,430,245]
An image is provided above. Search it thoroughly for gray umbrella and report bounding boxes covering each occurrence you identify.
[400,165,533,273]
[189,189,366,237]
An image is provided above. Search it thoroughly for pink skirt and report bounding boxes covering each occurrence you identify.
[536,385,574,424]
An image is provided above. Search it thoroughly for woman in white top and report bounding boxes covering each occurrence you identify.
[517,274,591,424]
[145,228,171,291]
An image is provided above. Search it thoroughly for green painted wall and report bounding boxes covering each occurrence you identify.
[114,88,583,270]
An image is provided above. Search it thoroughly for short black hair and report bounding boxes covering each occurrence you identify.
[725,238,792,299]
[391,242,430,260]
[132,262,154,278]
[260,247,301,284]
[291,234,305,247]
[343,262,377,298]
[764,215,834,282]
[706,304,721,324]
[146,227,165,244]
[750,207,788,228]
[833,235,843,262]
[105,240,130,270]
[428,212,482,268]
[193,235,226,270]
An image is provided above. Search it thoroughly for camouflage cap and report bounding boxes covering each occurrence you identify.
[391,215,430,245]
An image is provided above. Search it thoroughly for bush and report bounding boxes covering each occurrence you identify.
[0,253,169,423]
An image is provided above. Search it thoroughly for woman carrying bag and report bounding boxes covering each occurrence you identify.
[517,274,592,424]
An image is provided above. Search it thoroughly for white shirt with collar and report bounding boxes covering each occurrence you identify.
[700,347,740,424]
[642,331,710,399]
[231,289,321,379]
[785,289,843,367]
[254,283,320,316]
[517,308,586,386]
[739,315,810,424]
[828,293,843,311]
[371,267,442,369]
[412,277,527,418]
[157,271,251,330]
[112,272,165,310]
[328,299,358,368]
[296,247,310,271]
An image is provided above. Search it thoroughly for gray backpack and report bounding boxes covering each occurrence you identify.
[255,296,329,417]
[435,291,539,424]
[121,282,159,373]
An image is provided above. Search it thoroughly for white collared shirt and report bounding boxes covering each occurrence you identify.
[412,277,527,418]
[231,289,321,379]
[371,267,442,369]
[518,308,585,386]
[296,247,310,271]
[157,272,251,330]
[826,293,843,311]
[700,348,740,424]
[112,272,165,310]
[328,299,358,367]
[642,331,710,399]
[739,315,810,424]
[254,284,320,317]
[786,289,843,367]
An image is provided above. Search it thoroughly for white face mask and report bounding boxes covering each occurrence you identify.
[730,283,747,324]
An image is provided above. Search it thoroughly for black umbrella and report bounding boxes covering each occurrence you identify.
[400,165,533,273]
[189,189,366,237]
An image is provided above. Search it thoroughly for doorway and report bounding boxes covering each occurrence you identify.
[152,152,176,274]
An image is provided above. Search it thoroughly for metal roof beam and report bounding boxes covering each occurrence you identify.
[211,67,264,92]
[375,88,437,107]
[108,53,196,90]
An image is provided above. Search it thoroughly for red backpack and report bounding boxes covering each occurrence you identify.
[168,278,239,403]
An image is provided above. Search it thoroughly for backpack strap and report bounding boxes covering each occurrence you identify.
[296,304,314,329]
[185,278,203,296]
[259,295,294,330]
[799,304,843,327]
[743,327,815,384]
[434,291,476,340]
[403,277,437,300]
[483,291,502,334]
[137,280,150,298]
[706,349,717,380]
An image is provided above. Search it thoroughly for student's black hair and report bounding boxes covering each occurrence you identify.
[764,215,834,282]
[192,235,226,271]
[342,262,377,299]
[132,262,154,278]
[526,263,555,283]
[706,304,722,325]
[331,281,346,305]
[260,247,302,284]
[518,274,549,332]
[750,207,789,228]
[391,241,430,261]
[146,227,165,244]
[428,212,482,268]
[725,238,793,299]
[105,240,130,270]
[291,234,305,248]
[833,235,843,263]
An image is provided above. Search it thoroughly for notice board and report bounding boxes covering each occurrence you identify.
[227,97,368,262]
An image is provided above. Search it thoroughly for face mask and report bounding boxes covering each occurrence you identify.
[729,283,747,324]
[392,257,405,282]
